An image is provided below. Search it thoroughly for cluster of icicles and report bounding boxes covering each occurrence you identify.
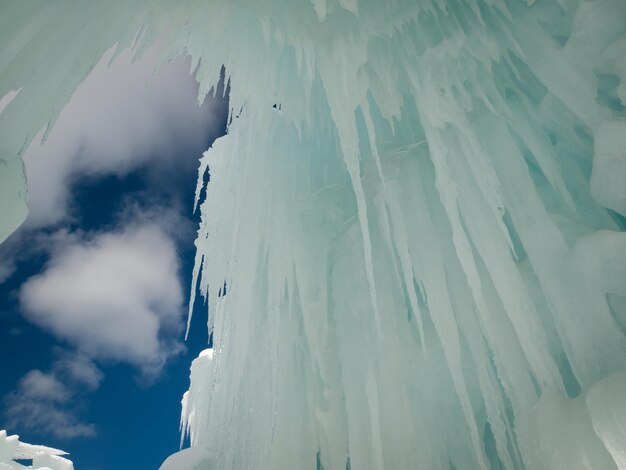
[2,0,626,468]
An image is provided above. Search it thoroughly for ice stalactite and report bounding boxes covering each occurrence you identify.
[1,0,626,469]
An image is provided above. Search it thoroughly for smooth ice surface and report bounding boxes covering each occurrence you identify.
[2,0,626,469]
[0,430,73,470]
[159,447,214,470]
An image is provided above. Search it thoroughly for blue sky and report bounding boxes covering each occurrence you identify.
[0,45,227,469]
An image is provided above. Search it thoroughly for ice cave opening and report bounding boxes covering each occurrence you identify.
[2,0,626,469]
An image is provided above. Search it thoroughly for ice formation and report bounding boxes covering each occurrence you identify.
[0,430,73,470]
[2,0,626,468]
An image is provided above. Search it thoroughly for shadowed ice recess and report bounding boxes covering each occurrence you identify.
[2,0,626,468]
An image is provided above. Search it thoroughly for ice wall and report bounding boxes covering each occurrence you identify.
[0,430,73,470]
[2,0,626,469]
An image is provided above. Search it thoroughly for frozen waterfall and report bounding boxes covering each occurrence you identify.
[2,0,626,468]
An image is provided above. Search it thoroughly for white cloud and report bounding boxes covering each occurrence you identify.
[18,370,70,403]
[22,44,220,228]
[19,223,185,375]
[4,354,102,439]
[53,351,104,390]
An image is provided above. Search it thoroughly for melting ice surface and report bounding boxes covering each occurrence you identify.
[2,0,626,469]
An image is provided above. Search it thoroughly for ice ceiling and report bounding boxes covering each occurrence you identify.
[2,0,626,469]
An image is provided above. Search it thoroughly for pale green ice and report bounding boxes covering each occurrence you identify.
[1,0,626,469]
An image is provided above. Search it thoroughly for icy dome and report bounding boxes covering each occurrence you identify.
[2,0,626,469]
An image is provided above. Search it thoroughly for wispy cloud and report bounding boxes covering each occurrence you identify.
[53,350,104,391]
[18,370,71,403]
[4,353,102,439]
[0,257,16,284]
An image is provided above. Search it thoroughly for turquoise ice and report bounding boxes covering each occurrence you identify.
[2,0,626,468]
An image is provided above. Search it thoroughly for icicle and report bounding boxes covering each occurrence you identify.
[1,1,626,469]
